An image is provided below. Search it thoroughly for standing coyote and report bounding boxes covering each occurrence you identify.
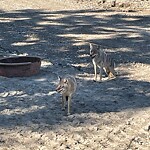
[56,75,77,115]
[89,43,116,81]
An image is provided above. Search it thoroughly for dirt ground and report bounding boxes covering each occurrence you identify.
[0,0,150,150]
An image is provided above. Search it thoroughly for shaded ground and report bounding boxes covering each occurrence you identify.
[0,0,150,150]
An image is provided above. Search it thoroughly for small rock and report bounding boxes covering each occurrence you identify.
[144,125,150,131]
[88,126,99,131]
[72,119,81,126]
[66,145,70,149]
[126,121,131,125]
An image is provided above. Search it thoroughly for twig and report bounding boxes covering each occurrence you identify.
[126,137,135,150]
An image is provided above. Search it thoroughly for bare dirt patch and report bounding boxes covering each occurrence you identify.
[0,0,150,150]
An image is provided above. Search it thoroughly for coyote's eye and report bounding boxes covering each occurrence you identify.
[90,49,94,54]
[63,79,68,83]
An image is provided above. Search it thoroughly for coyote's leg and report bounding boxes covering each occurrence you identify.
[99,67,103,81]
[93,61,97,81]
[108,67,116,78]
[105,67,110,76]
[62,95,66,110]
[67,96,72,115]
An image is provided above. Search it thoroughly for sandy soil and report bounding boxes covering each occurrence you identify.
[0,0,150,150]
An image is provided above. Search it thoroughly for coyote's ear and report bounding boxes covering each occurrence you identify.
[89,43,93,49]
[58,76,61,81]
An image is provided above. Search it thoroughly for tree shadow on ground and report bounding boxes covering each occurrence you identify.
[0,8,150,128]
[74,77,150,114]
[0,9,150,64]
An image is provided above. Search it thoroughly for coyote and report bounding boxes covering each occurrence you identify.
[89,43,116,81]
[56,75,77,115]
